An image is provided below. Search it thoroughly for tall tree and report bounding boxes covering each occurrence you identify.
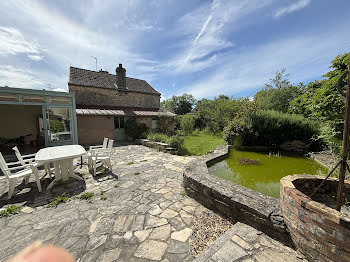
[193,96,250,133]
[254,69,302,113]
[289,52,350,152]
[160,93,196,115]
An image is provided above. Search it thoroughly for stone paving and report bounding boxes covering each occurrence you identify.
[0,145,204,261]
[0,144,306,262]
[194,223,307,262]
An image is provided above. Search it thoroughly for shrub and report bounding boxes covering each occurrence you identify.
[125,118,148,140]
[180,115,195,135]
[158,113,175,133]
[167,135,187,155]
[147,133,168,143]
[224,110,319,148]
[193,96,250,133]
[146,132,187,155]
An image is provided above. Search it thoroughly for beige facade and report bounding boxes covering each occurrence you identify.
[77,115,114,145]
[69,85,160,109]
[0,105,42,144]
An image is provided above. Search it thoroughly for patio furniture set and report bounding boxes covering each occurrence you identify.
[0,138,114,199]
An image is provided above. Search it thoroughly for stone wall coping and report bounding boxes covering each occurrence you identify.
[154,142,168,146]
[281,175,350,226]
[183,146,293,244]
[184,146,278,217]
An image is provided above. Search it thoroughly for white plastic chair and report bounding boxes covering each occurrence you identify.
[0,152,42,199]
[89,137,109,152]
[87,137,109,168]
[90,139,114,176]
[12,146,52,178]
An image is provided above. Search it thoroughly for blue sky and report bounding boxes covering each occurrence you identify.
[0,0,349,100]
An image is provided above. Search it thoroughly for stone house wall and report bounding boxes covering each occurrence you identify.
[69,85,160,109]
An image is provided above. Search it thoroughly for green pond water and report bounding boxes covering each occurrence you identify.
[208,149,328,199]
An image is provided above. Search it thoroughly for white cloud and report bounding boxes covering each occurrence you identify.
[0,26,41,56]
[275,0,311,18]
[27,54,43,61]
[0,65,45,89]
[170,0,274,73]
[181,26,349,99]
[52,88,68,92]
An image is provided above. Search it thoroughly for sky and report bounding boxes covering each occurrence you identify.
[0,0,349,100]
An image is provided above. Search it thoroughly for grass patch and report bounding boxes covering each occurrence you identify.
[82,173,90,179]
[79,192,94,201]
[47,193,69,208]
[180,191,188,198]
[0,205,22,217]
[100,189,107,200]
[182,130,225,156]
[134,172,141,176]
[127,161,134,165]
[100,195,107,200]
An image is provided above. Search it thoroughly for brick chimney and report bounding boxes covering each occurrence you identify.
[116,64,127,89]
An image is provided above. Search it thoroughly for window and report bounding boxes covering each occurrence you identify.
[114,116,125,129]
[151,117,160,130]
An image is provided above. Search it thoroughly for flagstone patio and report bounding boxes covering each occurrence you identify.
[0,145,305,262]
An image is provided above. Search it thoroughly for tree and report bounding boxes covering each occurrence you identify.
[193,96,250,133]
[289,52,350,153]
[50,119,65,133]
[160,93,195,115]
[254,69,302,113]
[180,115,195,135]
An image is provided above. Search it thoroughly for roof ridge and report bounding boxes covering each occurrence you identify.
[69,66,161,95]
[70,66,145,82]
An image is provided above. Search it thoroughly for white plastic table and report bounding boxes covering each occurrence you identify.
[35,145,86,190]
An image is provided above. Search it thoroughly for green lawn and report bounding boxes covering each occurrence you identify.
[182,130,226,156]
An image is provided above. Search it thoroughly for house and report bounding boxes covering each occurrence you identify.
[68,64,174,144]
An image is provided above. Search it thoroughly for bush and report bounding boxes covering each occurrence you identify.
[147,133,168,143]
[158,113,175,133]
[147,132,187,155]
[167,135,187,155]
[193,96,250,133]
[180,115,195,135]
[125,118,148,140]
[224,110,319,148]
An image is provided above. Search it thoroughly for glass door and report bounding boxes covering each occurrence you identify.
[43,106,73,146]
[113,116,127,141]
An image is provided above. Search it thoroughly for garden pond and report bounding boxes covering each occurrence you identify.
[208,149,328,198]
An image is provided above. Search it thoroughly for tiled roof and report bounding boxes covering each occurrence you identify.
[76,108,175,117]
[68,67,160,95]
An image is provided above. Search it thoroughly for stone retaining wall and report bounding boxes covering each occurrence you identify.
[135,139,176,154]
[183,146,293,246]
[280,175,350,262]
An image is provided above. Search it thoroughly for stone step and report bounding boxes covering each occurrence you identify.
[135,139,150,145]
